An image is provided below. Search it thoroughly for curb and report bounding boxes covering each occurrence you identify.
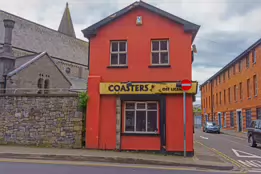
[221,131,247,139]
[0,153,234,171]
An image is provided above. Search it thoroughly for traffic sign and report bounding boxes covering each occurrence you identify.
[181,79,192,91]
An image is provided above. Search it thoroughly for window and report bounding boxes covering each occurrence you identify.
[233,65,236,75]
[239,82,242,100]
[253,75,258,96]
[216,79,218,86]
[206,97,208,108]
[230,111,234,127]
[224,90,226,104]
[247,78,250,98]
[246,109,252,128]
[219,91,222,105]
[238,60,242,72]
[252,50,256,63]
[209,96,211,108]
[110,41,127,66]
[228,69,230,79]
[228,88,231,103]
[216,93,218,106]
[219,76,221,84]
[223,73,225,82]
[37,78,43,94]
[234,85,237,101]
[257,108,261,119]
[246,54,250,68]
[124,102,158,133]
[44,79,50,94]
[151,40,169,65]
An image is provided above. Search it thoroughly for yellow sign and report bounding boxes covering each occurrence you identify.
[100,82,198,95]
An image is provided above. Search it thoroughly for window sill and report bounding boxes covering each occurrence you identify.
[148,65,171,68]
[255,95,258,98]
[121,133,160,137]
[107,65,128,69]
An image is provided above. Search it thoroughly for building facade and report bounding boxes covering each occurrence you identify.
[83,1,199,155]
[200,38,261,132]
[0,3,88,94]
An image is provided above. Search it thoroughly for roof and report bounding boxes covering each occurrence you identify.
[200,37,261,89]
[58,2,76,37]
[82,1,200,41]
[0,10,88,65]
[7,52,72,85]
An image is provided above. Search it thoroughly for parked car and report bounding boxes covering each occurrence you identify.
[202,121,220,134]
[247,119,261,147]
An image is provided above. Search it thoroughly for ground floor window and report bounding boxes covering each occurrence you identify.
[230,111,234,127]
[124,101,158,133]
[257,108,261,119]
[246,109,252,128]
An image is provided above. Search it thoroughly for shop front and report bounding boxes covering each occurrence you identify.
[86,78,198,155]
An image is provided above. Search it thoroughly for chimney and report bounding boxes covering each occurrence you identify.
[2,19,15,56]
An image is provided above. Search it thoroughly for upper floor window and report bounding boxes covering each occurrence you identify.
[233,65,236,75]
[247,78,250,98]
[110,41,127,66]
[223,73,225,82]
[151,40,169,65]
[228,69,230,79]
[253,75,258,96]
[252,50,257,64]
[246,54,250,68]
[238,60,242,72]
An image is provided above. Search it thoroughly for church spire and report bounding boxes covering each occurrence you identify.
[58,2,76,38]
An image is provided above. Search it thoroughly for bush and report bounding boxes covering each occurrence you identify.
[79,92,89,110]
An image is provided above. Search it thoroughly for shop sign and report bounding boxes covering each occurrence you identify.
[100,82,198,94]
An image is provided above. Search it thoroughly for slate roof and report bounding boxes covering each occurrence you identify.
[0,10,88,65]
[7,52,72,85]
[58,2,76,37]
[82,1,200,41]
[200,37,261,88]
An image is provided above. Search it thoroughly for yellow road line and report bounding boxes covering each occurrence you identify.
[0,158,243,173]
[195,141,246,169]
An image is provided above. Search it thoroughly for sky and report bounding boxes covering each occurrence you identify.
[1,0,261,105]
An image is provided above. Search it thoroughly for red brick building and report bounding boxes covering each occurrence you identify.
[200,38,261,132]
[82,1,199,156]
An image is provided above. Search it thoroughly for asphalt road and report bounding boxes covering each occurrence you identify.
[195,128,261,173]
[0,160,241,174]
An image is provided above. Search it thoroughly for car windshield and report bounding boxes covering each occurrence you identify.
[207,122,216,126]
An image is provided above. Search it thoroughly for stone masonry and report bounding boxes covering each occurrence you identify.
[0,94,83,148]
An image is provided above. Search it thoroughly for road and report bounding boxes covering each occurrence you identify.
[195,128,261,173]
[0,159,241,174]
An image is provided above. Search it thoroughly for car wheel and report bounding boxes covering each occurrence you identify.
[248,135,257,147]
[217,131,220,134]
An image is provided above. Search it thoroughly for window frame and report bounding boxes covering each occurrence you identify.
[124,101,159,134]
[110,40,128,66]
[253,75,258,96]
[247,78,251,98]
[151,40,170,65]
[252,50,257,64]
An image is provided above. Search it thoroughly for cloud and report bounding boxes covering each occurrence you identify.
[1,0,261,105]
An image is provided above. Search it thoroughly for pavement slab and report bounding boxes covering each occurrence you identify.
[0,143,234,171]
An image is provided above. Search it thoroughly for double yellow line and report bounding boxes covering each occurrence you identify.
[195,141,247,170]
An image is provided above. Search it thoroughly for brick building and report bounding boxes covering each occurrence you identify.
[200,38,261,132]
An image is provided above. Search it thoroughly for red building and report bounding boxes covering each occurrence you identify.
[82,1,200,156]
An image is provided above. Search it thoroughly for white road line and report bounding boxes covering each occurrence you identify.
[238,160,261,168]
[199,136,208,140]
[232,149,261,158]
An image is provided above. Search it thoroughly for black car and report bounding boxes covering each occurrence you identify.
[202,121,220,134]
[247,119,261,147]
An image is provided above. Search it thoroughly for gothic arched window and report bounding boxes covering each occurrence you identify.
[37,78,43,94]
[44,79,50,94]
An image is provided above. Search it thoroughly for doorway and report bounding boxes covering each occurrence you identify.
[237,110,243,132]
[218,112,222,129]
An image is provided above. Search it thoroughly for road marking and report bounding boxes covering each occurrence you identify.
[200,136,208,139]
[232,149,261,159]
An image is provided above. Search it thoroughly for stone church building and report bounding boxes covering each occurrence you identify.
[0,3,88,94]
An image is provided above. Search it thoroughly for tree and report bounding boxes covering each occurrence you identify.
[78,92,89,111]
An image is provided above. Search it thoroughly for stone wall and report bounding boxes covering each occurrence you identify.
[0,94,83,148]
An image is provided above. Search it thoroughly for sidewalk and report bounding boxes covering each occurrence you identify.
[0,142,234,171]
[221,129,247,139]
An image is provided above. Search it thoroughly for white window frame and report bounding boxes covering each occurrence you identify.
[110,41,128,66]
[151,40,169,65]
[124,101,158,134]
[254,75,258,96]
[253,50,257,63]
